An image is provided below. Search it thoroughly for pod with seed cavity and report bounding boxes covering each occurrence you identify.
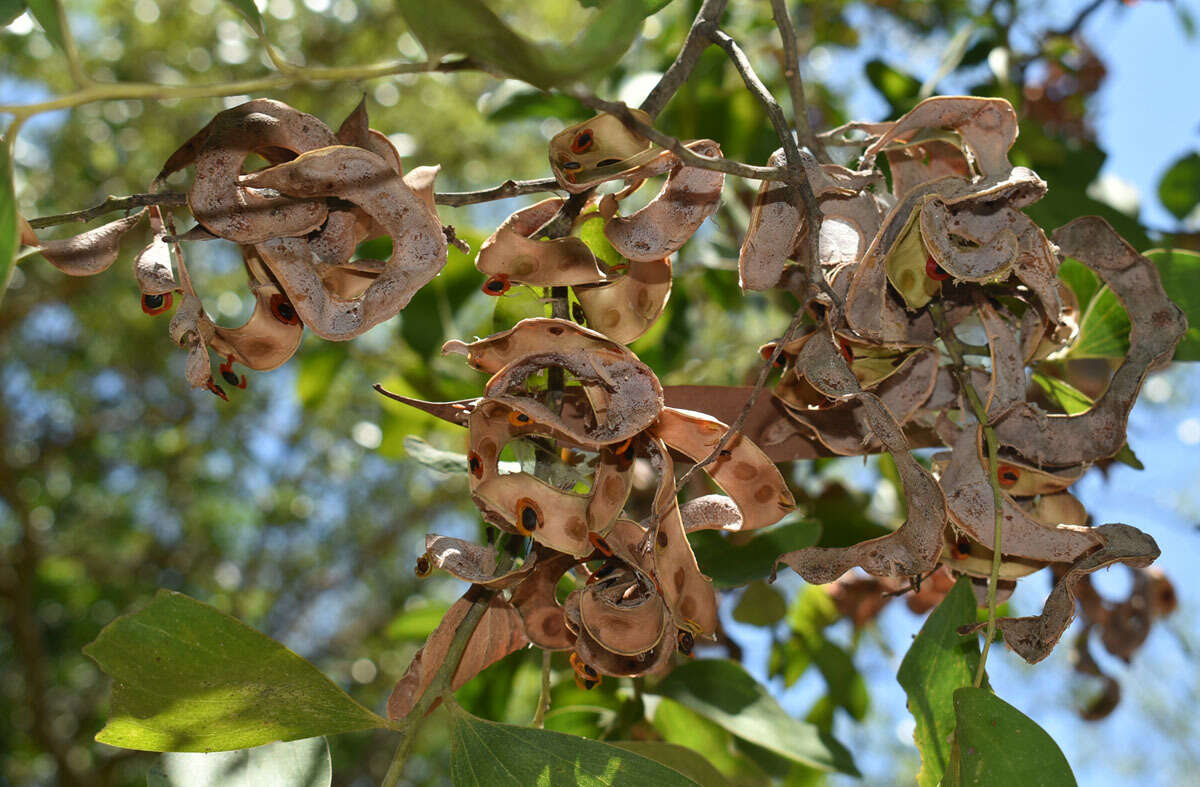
[37,211,145,277]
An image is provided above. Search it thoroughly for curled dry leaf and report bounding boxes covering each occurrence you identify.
[37,211,145,277]
[387,593,528,720]
[961,523,1160,663]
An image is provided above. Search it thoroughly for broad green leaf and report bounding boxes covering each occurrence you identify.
[0,138,16,303]
[950,688,1076,787]
[404,435,469,475]
[146,737,331,787]
[492,283,547,333]
[732,580,787,627]
[578,212,623,269]
[610,742,730,787]
[25,0,65,51]
[786,584,839,639]
[447,704,701,786]
[654,659,859,775]
[0,0,24,27]
[688,519,819,588]
[1157,151,1200,221]
[896,576,981,787]
[396,0,670,90]
[221,0,265,36]
[385,600,453,641]
[83,591,389,752]
[1147,248,1200,360]
[809,640,868,722]
[1056,257,1098,312]
[1069,284,1130,359]
[652,697,772,784]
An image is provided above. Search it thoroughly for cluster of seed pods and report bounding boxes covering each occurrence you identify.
[25,99,448,398]
[388,96,1183,713]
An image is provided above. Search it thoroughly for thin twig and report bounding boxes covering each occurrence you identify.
[767,0,828,162]
[49,0,93,89]
[532,650,552,728]
[27,179,564,230]
[930,301,1004,687]
[639,0,729,118]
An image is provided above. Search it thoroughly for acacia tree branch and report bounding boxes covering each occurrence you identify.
[639,0,729,118]
[929,301,1004,687]
[767,0,828,162]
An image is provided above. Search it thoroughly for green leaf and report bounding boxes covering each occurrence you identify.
[447,704,702,786]
[950,688,1076,786]
[1055,257,1099,320]
[578,212,623,269]
[83,590,389,752]
[654,659,859,775]
[0,1,25,27]
[732,580,787,626]
[1069,284,1130,359]
[688,519,819,588]
[385,600,453,641]
[809,640,868,722]
[24,0,65,51]
[896,576,982,787]
[865,59,921,114]
[396,0,668,90]
[1157,151,1200,221]
[0,137,17,304]
[221,0,265,35]
[146,737,331,787]
[1031,373,1140,467]
[609,742,730,787]
[653,697,769,783]
[404,435,469,475]
[1147,248,1200,360]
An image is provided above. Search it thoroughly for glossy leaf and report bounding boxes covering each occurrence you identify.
[0,138,16,303]
[654,659,859,775]
[1069,283,1130,359]
[1157,151,1200,221]
[610,742,730,787]
[221,0,265,36]
[897,577,981,787]
[1147,248,1200,361]
[1032,372,1143,468]
[396,0,670,90]
[689,519,819,588]
[732,581,787,626]
[950,688,1076,786]
[83,591,388,752]
[447,704,702,786]
[146,737,331,787]
[25,0,65,52]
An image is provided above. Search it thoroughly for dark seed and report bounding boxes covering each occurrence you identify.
[521,504,539,532]
[143,293,164,309]
[596,158,621,167]
[221,369,240,386]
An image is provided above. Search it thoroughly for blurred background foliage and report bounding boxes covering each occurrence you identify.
[2,0,1199,785]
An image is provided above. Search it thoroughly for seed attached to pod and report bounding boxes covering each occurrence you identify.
[588,532,614,557]
[218,355,247,389]
[467,451,484,479]
[205,380,228,401]
[997,463,1020,487]
[415,555,431,578]
[515,497,541,536]
[269,293,301,325]
[570,129,594,154]
[482,274,511,296]
[507,410,532,427]
[925,255,950,281]
[676,628,694,656]
[141,292,173,316]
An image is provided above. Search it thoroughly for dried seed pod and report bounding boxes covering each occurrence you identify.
[776,332,947,583]
[603,140,724,262]
[475,198,605,286]
[508,549,578,651]
[444,317,635,373]
[992,217,1188,465]
[977,300,1026,420]
[243,145,447,340]
[134,206,177,297]
[920,198,1019,282]
[36,211,145,277]
[960,523,1160,663]
[184,99,337,243]
[420,534,536,588]
[678,494,744,533]
[939,427,1101,564]
[575,257,672,345]
[649,407,795,531]
[549,110,662,192]
[885,140,971,199]
[579,566,670,656]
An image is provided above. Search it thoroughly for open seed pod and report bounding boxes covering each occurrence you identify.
[35,211,146,277]
[509,548,578,650]
[176,99,336,244]
[418,533,537,589]
[578,563,670,657]
[649,407,795,532]
[476,198,606,288]
[549,110,666,192]
[575,256,672,345]
[207,250,304,372]
[134,206,177,314]
[992,217,1188,466]
[600,139,724,262]
[776,332,947,583]
[242,144,448,340]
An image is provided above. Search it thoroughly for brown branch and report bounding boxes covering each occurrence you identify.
[639,0,729,118]
[435,177,561,207]
[767,0,828,162]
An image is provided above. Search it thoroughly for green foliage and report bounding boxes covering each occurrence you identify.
[1070,283,1130,359]
[1157,151,1200,221]
[447,703,703,786]
[655,659,858,775]
[897,576,983,787]
[609,742,730,787]
[732,580,788,626]
[0,0,23,28]
[948,688,1076,787]
[146,738,331,787]
[688,519,819,588]
[1147,249,1200,360]
[865,59,922,114]
[220,0,266,37]
[24,0,65,52]
[396,0,671,89]
[83,591,388,752]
